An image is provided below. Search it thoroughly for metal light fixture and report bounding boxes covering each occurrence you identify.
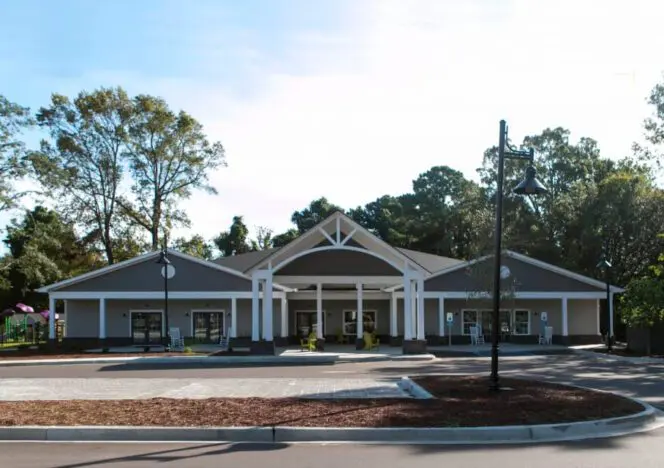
[156,248,175,349]
[489,120,549,392]
[596,253,613,352]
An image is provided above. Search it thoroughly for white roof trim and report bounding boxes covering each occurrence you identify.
[37,249,292,294]
[384,251,624,293]
[247,211,428,274]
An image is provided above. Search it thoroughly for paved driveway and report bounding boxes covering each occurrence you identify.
[0,354,663,406]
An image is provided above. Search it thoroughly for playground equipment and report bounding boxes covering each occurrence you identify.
[1,314,29,342]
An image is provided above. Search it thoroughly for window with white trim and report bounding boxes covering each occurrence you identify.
[461,310,478,335]
[513,310,530,335]
[342,310,377,335]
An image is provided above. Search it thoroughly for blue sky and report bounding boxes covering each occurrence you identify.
[1,0,663,244]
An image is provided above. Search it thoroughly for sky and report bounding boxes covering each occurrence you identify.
[1,0,663,244]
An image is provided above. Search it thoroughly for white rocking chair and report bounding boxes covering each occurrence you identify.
[539,326,553,345]
[470,326,485,345]
[169,327,185,351]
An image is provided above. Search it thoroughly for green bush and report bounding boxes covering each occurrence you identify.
[183,346,193,354]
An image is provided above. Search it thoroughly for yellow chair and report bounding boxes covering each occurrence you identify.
[363,331,380,350]
[300,333,316,352]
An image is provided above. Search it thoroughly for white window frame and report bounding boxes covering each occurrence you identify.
[128,309,164,338]
[190,309,226,338]
[461,309,479,336]
[294,310,326,335]
[512,309,531,335]
[342,309,378,336]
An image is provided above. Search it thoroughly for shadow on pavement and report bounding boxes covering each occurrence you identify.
[96,360,336,372]
[52,442,290,468]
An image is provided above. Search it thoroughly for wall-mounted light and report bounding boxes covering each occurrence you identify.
[185,312,190,317]
[122,313,127,317]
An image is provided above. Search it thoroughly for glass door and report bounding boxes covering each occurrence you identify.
[295,312,324,338]
[131,312,163,344]
[192,311,225,343]
[479,310,512,340]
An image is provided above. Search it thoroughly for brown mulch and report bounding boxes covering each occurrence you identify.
[0,376,643,428]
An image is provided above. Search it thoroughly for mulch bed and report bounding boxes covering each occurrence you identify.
[0,376,643,427]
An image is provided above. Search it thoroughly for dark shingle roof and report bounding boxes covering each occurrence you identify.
[211,245,462,275]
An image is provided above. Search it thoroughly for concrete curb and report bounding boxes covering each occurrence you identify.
[571,349,664,365]
[0,403,660,444]
[398,377,435,399]
[0,354,436,368]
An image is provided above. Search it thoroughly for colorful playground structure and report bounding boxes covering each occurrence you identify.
[0,303,54,344]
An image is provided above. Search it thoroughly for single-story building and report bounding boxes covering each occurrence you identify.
[37,211,623,354]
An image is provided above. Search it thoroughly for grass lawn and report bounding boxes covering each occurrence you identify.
[0,376,644,427]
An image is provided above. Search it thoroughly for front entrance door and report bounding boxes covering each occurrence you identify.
[192,311,226,343]
[295,311,324,338]
[131,312,163,344]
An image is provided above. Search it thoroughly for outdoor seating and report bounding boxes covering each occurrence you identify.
[300,332,316,352]
[169,327,185,351]
[539,326,553,345]
[470,326,485,345]
[363,331,379,350]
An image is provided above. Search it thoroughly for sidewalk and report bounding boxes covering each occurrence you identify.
[0,377,413,400]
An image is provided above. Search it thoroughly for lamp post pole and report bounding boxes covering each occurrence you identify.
[489,120,547,392]
[164,251,169,347]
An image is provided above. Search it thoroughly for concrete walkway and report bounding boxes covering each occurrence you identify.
[0,377,412,400]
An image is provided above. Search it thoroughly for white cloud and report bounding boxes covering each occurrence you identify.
[4,0,664,249]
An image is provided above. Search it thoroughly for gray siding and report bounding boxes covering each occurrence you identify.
[425,256,604,293]
[277,250,400,276]
[57,256,252,292]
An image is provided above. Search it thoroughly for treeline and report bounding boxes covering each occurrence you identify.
[1,81,663,326]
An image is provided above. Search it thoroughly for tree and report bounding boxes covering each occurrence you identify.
[291,197,343,234]
[1,206,102,302]
[0,95,33,211]
[31,87,133,264]
[213,216,251,256]
[349,195,411,247]
[172,234,214,260]
[251,226,273,251]
[621,236,664,354]
[271,228,299,248]
[120,95,226,250]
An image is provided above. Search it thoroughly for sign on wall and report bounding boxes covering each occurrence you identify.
[446,312,454,323]
[540,311,548,322]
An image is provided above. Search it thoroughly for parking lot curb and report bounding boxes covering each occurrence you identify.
[0,402,660,444]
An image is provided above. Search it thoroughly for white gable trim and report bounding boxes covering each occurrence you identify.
[384,251,624,293]
[37,249,292,294]
[247,211,428,274]
[272,245,405,274]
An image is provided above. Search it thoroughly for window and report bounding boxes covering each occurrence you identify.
[462,310,478,335]
[479,309,511,334]
[342,310,377,335]
[513,310,530,335]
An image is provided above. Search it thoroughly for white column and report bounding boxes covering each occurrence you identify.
[438,297,445,337]
[231,297,237,338]
[99,298,106,340]
[316,283,323,339]
[281,297,288,338]
[48,295,56,340]
[562,297,568,336]
[251,276,260,341]
[403,276,412,340]
[390,292,397,337]
[356,283,364,339]
[596,299,601,335]
[263,276,273,341]
[416,277,425,341]
[411,281,417,338]
[609,292,615,339]
[64,300,68,337]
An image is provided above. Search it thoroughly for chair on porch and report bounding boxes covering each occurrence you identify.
[169,327,185,351]
[469,326,484,345]
[363,331,379,351]
[539,326,553,345]
[300,332,316,352]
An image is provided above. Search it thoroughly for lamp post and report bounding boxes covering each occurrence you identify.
[597,254,613,352]
[490,120,548,391]
[156,248,175,349]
